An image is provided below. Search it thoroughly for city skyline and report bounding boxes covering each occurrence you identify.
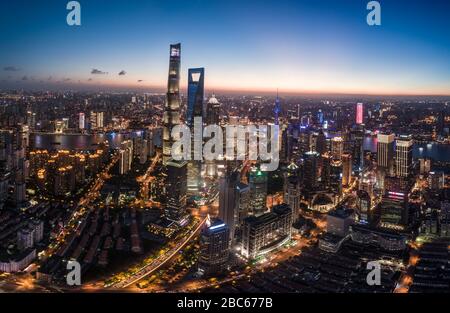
[1,0,450,96]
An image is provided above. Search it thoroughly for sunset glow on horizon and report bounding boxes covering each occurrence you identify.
[1,0,450,96]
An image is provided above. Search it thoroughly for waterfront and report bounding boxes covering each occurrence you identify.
[31,131,161,151]
[31,133,450,162]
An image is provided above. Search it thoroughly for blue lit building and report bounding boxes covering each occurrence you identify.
[198,218,230,275]
[186,68,205,127]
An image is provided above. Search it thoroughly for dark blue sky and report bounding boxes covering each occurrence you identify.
[1,0,449,94]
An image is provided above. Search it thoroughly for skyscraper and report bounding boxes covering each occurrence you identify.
[331,136,344,161]
[395,135,413,177]
[377,133,395,172]
[198,218,230,276]
[165,159,188,225]
[79,113,85,130]
[356,103,363,124]
[249,165,268,216]
[219,170,239,244]
[303,151,319,191]
[186,68,205,195]
[274,90,281,126]
[342,153,352,187]
[315,130,327,156]
[186,68,205,127]
[206,94,220,125]
[163,43,181,165]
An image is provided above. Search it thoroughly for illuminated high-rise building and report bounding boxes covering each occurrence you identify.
[219,170,239,244]
[206,94,220,125]
[303,151,319,191]
[342,153,352,186]
[331,136,344,160]
[186,68,205,127]
[349,129,364,173]
[198,218,230,276]
[79,113,85,130]
[274,90,281,126]
[90,111,103,130]
[165,159,188,225]
[395,135,413,178]
[377,133,395,172]
[315,130,327,155]
[249,165,268,216]
[163,43,181,165]
[356,103,363,124]
[186,68,205,195]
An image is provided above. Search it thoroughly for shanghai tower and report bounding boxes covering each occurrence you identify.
[163,43,181,165]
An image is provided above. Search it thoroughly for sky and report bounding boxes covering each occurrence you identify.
[1,0,450,95]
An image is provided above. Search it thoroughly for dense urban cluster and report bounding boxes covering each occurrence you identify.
[0,43,449,293]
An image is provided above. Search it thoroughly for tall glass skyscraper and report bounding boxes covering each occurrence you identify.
[163,43,181,165]
[186,68,205,196]
[186,68,205,127]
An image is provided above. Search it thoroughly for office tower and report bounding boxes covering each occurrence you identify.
[236,182,250,240]
[241,204,293,259]
[163,43,181,165]
[218,170,239,244]
[356,103,363,124]
[285,174,300,221]
[315,130,327,155]
[90,111,104,130]
[249,165,268,216]
[198,218,230,276]
[429,171,445,190]
[350,129,364,173]
[395,135,413,178]
[360,171,376,200]
[186,68,205,127]
[79,113,85,130]
[342,153,352,186]
[206,94,220,125]
[17,228,34,251]
[326,208,355,237]
[419,158,431,174]
[321,152,332,188]
[119,140,133,175]
[380,176,412,229]
[303,151,319,191]
[165,159,188,224]
[330,159,343,196]
[377,133,395,174]
[356,190,371,223]
[298,130,312,155]
[186,68,205,195]
[144,130,155,158]
[331,136,344,160]
[317,109,324,126]
[274,90,281,125]
[26,111,36,130]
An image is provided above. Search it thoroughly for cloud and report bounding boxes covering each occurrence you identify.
[4,66,20,72]
[21,75,28,81]
[88,78,93,81]
[118,70,126,76]
[91,68,108,75]
[137,79,144,83]
[63,78,71,82]
[48,76,52,81]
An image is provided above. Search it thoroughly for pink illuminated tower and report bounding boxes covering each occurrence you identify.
[356,102,363,124]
